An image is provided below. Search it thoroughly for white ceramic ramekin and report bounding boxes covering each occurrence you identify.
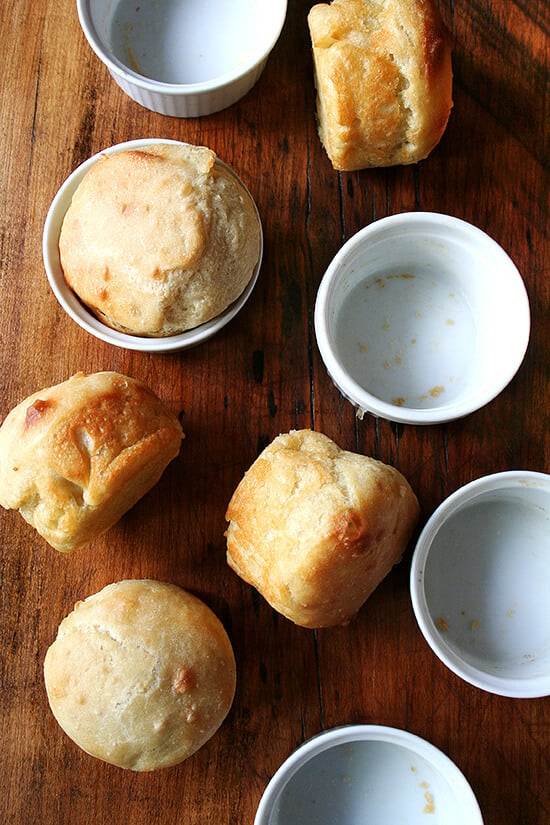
[255,725,483,825]
[42,139,263,352]
[314,212,530,425]
[411,471,550,698]
[76,0,288,117]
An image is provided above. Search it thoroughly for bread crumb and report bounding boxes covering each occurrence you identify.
[423,790,435,813]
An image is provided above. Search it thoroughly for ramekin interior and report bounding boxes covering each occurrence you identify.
[411,471,550,697]
[314,213,530,425]
[77,0,287,96]
[255,725,483,825]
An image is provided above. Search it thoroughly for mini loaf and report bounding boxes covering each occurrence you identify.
[44,579,236,771]
[225,429,420,628]
[59,142,262,336]
[308,0,453,170]
[0,371,183,552]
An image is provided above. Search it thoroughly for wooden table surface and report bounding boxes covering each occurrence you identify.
[1,0,549,823]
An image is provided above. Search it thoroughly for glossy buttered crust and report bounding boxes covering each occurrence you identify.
[44,579,236,771]
[308,0,453,170]
[225,429,420,628]
[0,371,183,552]
[59,143,262,336]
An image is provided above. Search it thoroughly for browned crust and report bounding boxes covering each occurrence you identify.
[0,372,184,552]
[308,0,453,170]
[225,430,420,628]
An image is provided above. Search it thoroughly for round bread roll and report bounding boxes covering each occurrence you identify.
[308,0,453,170]
[44,579,237,771]
[225,429,420,628]
[59,142,262,336]
[0,371,183,552]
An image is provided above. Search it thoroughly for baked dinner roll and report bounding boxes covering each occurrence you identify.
[225,429,419,628]
[308,0,453,170]
[59,142,262,336]
[44,579,236,771]
[0,372,183,552]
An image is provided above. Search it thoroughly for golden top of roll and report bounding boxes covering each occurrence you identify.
[0,371,183,552]
[59,143,262,336]
[225,429,420,628]
[44,580,236,771]
[308,0,453,170]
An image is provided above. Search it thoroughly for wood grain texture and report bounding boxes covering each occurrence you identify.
[1,0,549,823]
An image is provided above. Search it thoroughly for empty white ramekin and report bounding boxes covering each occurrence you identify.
[411,471,550,698]
[314,212,530,425]
[42,139,263,352]
[77,0,288,117]
[255,725,483,825]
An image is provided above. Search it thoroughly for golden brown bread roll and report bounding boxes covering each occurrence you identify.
[44,579,236,771]
[308,0,453,170]
[59,142,262,336]
[225,429,419,628]
[0,372,183,552]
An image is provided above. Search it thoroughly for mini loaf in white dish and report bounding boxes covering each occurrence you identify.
[44,579,237,770]
[58,142,262,337]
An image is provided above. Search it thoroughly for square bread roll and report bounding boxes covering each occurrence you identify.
[308,0,453,170]
[0,372,183,552]
[225,429,420,628]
